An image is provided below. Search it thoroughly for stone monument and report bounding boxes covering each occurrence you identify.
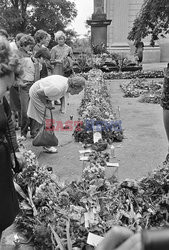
[94,0,104,14]
[87,0,111,49]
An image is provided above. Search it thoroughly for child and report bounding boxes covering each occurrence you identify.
[17,34,38,139]
[34,47,51,78]
[28,47,52,138]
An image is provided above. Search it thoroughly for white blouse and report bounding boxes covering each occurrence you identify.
[38,75,69,100]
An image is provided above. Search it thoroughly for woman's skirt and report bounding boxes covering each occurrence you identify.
[27,82,50,124]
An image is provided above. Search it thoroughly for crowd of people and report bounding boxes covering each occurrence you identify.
[0,28,85,153]
[0,28,86,238]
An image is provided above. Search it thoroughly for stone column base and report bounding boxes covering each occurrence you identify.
[87,19,112,47]
[107,44,131,58]
[143,46,160,63]
[159,37,169,62]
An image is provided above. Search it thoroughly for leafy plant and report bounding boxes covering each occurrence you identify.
[110,53,136,71]
[92,42,107,55]
[74,53,93,73]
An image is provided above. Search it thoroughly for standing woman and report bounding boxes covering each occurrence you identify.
[17,34,36,139]
[0,36,24,239]
[51,30,74,77]
[51,31,74,108]
[33,29,50,55]
[33,30,52,77]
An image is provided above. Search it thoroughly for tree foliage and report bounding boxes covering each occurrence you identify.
[0,0,77,36]
[128,0,169,45]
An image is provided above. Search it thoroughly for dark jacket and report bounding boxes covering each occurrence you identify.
[0,97,19,232]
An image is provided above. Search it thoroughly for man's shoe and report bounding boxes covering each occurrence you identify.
[54,100,61,105]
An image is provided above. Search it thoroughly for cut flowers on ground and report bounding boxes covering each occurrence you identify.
[120,78,163,104]
[15,149,169,249]
[73,69,123,145]
[14,69,169,250]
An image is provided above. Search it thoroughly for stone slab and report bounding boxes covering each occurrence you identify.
[143,46,161,63]
[107,45,161,63]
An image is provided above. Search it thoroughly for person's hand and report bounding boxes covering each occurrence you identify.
[96,226,141,250]
[60,108,66,114]
[46,100,53,110]
[17,81,25,87]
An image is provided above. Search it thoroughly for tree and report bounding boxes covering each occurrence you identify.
[128,0,169,46]
[0,0,77,36]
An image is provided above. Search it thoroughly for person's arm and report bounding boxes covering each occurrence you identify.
[3,97,19,152]
[36,88,48,105]
[68,47,73,58]
[60,95,66,113]
[36,88,53,109]
[51,47,62,65]
[4,97,25,170]
[50,47,56,61]
[32,57,41,81]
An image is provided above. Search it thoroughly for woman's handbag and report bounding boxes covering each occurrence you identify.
[32,108,58,147]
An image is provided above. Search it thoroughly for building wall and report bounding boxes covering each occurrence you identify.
[105,0,169,62]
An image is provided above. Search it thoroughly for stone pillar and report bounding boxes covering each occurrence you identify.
[87,0,111,49]
[111,0,129,45]
[106,0,130,55]
[94,0,104,14]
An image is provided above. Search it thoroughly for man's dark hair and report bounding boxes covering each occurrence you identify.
[34,47,51,60]
[34,30,48,43]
